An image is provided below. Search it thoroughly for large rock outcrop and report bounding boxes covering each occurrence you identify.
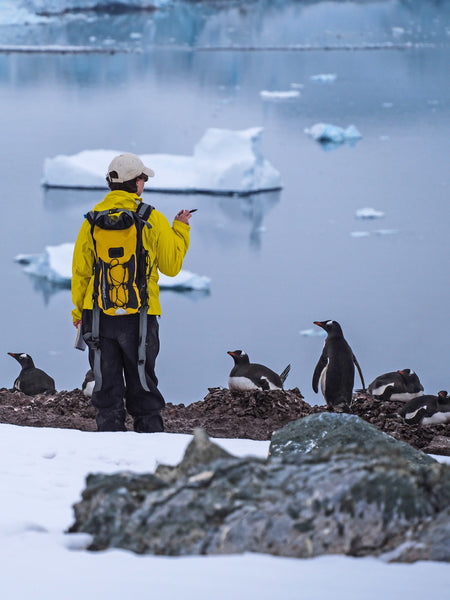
[68,415,450,561]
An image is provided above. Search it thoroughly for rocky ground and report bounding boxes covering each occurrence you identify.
[0,385,448,456]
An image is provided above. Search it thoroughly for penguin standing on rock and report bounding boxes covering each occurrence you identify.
[368,369,424,401]
[227,350,291,392]
[8,352,56,396]
[312,320,365,412]
[399,390,450,425]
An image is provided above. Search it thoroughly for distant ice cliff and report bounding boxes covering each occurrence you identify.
[18,0,169,15]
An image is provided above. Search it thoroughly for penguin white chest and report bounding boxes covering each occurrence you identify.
[229,376,260,391]
[422,411,450,425]
[83,380,95,398]
[319,359,329,397]
[390,390,424,402]
[228,376,280,391]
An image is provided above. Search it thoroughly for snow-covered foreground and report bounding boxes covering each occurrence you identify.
[1,423,449,600]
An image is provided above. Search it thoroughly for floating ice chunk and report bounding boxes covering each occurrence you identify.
[14,243,211,292]
[355,207,385,219]
[310,73,337,83]
[158,271,211,291]
[305,123,362,147]
[15,243,74,285]
[374,229,399,236]
[299,328,327,338]
[350,231,371,238]
[392,27,405,37]
[260,90,300,100]
[42,127,282,195]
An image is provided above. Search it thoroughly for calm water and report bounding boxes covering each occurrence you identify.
[1,1,449,404]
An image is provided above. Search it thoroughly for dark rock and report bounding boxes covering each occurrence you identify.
[269,413,436,466]
[155,428,235,483]
[69,425,450,561]
[423,436,450,457]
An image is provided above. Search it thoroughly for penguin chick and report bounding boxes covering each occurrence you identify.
[368,368,424,401]
[227,350,290,392]
[8,352,56,396]
[312,320,365,412]
[399,390,450,426]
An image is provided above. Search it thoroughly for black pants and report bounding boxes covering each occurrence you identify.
[82,310,165,432]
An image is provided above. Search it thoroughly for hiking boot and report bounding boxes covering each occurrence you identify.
[96,408,127,432]
[133,414,164,433]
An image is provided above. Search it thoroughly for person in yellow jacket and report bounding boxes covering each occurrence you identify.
[72,153,191,432]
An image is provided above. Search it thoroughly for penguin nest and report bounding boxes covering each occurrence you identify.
[0,387,448,455]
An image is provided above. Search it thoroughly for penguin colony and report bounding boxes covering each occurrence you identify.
[7,317,449,427]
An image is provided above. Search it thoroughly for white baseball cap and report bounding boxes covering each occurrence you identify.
[107,153,155,183]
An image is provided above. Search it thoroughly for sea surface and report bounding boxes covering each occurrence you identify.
[1,0,449,404]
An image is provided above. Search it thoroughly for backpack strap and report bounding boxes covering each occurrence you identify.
[135,202,154,222]
[134,203,154,393]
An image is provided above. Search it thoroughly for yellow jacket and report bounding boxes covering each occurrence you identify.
[71,190,190,322]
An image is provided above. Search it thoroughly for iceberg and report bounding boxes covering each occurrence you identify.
[15,243,74,285]
[304,123,362,148]
[42,128,282,195]
[14,243,211,292]
[299,328,326,338]
[260,90,301,100]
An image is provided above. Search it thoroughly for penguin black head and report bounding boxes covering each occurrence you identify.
[398,368,412,376]
[8,352,35,369]
[438,390,449,404]
[313,320,344,337]
[227,350,250,365]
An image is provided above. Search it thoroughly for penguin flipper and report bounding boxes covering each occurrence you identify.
[353,354,366,392]
[312,354,327,393]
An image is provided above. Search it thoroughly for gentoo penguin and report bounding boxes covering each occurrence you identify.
[368,369,424,401]
[8,352,56,396]
[82,368,95,398]
[312,320,365,411]
[399,390,450,426]
[227,350,291,392]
